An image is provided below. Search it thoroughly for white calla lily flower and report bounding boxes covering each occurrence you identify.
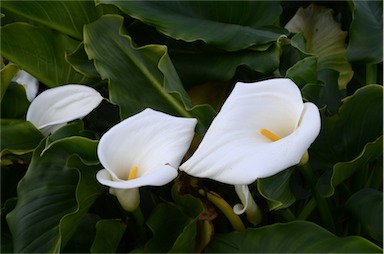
[180,78,320,222]
[26,84,103,136]
[12,70,39,101]
[180,78,321,185]
[96,108,197,212]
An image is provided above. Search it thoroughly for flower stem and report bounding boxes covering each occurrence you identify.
[131,206,147,242]
[198,189,246,231]
[366,64,377,85]
[299,163,336,232]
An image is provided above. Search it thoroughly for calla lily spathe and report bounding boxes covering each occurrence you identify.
[26,84,103,136]
[180,78,321,185]
[12,70,39,102]
[96,108,197,212]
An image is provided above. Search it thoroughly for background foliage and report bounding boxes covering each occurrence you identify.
[1,1,382,253]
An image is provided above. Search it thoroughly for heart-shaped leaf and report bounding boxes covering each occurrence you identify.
[6,136,104,253]
[83,14,215,134]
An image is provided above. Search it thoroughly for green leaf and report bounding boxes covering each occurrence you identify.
[1,22,93,87]
[83,14,215,133]
[346,188,383,242]
[206,220,382,253]
[346,1,383,64]
[311,85,383,196]
[170,186,205,252]
[1,198,17,253]
[143,203,191,253]
[142,187,204,253]
[91,219,126,253]
[301,69,342,114]
[285,3,353,89]
[83,14,190,117]
[171,44,281,87]
[1,63,19,101]
[0,119,43,156]
[1,1,99,40]
[286,55,318,88]
[1,84,30,119]
[98,1,287,51]
[6,136,104,253]
[257,168,296,211]
[318,136,383,197]
[65,43,100,78]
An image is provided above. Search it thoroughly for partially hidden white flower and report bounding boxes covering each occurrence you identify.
[26,84,103,136]
[179,78,321,221]
[12,70,39,101]
[96,108,197,212]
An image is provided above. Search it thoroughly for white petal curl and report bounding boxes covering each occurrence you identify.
[233,185,261,225]
[97,108,197,187]
[26,84,103,135]
[180,78,321,185]
[96,165,178,189]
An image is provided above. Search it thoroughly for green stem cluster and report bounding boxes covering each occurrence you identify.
[198,189,246,231]
[299,163,336,232]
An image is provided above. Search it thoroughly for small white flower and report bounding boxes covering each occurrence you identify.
[12,70,39,101]
[26,84,103,136]
[96,108,197,212]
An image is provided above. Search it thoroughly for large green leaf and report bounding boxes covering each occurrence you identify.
[97,1,287,51]
[1,22,92,87]
[346,0,383,64]
[318,136,383,197]
[0,119,43,159]
[83,14,215,133]
[1,1,99,40]
[346,188,383,242]
[285,3,353,89]
[91,219,126,253]
[6,137,104,253]
[310,85,383,196]
[206,221,382,253]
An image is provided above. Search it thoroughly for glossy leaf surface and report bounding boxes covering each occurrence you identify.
[206,221,382,252]
[1,1,99,40]
[346,0,383,64]
[98,1,287,51]
[6,137,104,253]
[1,23,91,87]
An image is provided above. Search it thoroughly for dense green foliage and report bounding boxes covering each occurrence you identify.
[1,1,382,253]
